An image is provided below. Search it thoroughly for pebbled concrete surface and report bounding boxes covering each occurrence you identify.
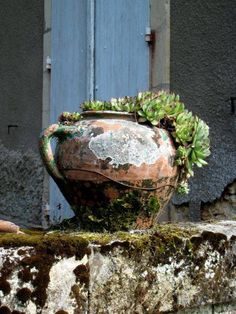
[0,142,44,227]
[170,0,236,204]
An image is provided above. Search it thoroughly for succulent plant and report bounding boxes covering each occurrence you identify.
[58,112,81,124]
[59,91,210,194]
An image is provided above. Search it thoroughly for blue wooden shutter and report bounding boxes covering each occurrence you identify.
[50,0,88,222]
[95,0,150,100]
[50,0,150,223]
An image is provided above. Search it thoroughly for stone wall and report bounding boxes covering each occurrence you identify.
[163,180,236,223]
[202,180,236,221]
[1,221,236,313]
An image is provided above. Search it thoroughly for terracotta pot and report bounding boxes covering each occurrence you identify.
[39,111,178,231]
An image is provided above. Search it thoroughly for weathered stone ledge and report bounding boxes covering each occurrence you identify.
[0,221,236,313]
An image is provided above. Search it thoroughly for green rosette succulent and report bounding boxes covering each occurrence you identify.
[58,111,81,124]
[59,91,210,194]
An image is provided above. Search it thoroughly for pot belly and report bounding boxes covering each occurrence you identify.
[57,119,178,187]
[55,120,178,231]
[57,176,177,232]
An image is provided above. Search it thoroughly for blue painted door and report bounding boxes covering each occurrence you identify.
[95,0,150,100]
[50,0,88,222]
[50,0,150,223]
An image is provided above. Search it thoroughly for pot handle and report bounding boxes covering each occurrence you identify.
[39,124,68,182]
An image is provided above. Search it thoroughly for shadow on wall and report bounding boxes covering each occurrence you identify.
[0,141,44,228]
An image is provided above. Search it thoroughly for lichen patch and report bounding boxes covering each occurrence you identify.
[0,247,36,313]
[42,255,88,314]
[0,223,236,312]
[89,127,159,167]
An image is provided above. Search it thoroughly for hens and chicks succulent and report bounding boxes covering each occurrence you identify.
[59,91,210,195]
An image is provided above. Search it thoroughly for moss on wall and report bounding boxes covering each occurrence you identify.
[0,222,236,312]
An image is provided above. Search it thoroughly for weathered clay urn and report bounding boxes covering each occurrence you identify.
[39,111,178,231]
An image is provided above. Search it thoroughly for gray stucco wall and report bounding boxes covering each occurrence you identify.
[170,0,236,204]
[0,0,44,226]
[0,142,44,227]
[0,0,43,151]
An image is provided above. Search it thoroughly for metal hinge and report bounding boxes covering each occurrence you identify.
[46,56,51,71]
[145,27,155,44]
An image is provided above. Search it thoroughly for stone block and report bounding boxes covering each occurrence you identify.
[0,221,236,313]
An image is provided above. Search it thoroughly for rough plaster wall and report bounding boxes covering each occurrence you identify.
[0,0,43,152]
[0,1,44,226]
[0,142,44,227]
[170,0,236,204]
